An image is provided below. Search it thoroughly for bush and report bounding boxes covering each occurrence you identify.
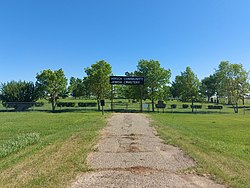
[35,102,44,107]
[182,104,189,108]
[78,102,97,107]
[208,105,223,109]
[5,102,35,111]
[0,81,38,111]
[171,104,177,109]
[56,102,75,107]
[191,105,202,109]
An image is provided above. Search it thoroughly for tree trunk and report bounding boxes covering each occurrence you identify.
[191,98,194,113]
[152,99,155,112]
[97,99,100,111]
[233,102,239,113]
[51,97,56,112]
[242,97,245,105]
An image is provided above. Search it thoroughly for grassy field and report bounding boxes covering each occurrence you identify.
[0,111,107,188]
[150,113,250,188]
[1,98,250,187]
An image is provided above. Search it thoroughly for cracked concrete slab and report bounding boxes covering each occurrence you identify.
[71,113,225,188]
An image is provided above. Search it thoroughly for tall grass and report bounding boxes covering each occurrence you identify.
[0,133,40,158]
[0,111,105,188]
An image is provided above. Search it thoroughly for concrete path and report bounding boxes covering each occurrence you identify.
[71,113,224,188]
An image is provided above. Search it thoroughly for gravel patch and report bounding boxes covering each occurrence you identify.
[71,113,225,188]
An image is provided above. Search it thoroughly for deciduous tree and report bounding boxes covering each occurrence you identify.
[172,67,200,102]
[0,80,38,110]
[68,77,84,99]
[215,61,249,113]
[200,74,216,102]
[36,69,67,111]
[136,59,171,112]
[84,60,112,110]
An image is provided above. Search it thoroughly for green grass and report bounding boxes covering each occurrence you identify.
[150,113,250,188]
[0,111,107,188]
[0,133,40,158]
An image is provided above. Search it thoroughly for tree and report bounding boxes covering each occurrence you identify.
[215,61,249,113]
[170,75,182,99]
[136,59,171,112]
[121,72,143,101]
[200,74,216,102]
[0,80,38,111]
[36,69,68,111]
[214,61,230,103]
[68,77,84,99]
[172,67,200,104]
[158,85,171,101]
[84,60,112,110]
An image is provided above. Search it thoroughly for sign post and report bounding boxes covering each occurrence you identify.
[100,99,105,115]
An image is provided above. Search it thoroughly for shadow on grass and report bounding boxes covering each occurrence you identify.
[0,108,100,113]
[161,110,230,114]
[0,108,231,114]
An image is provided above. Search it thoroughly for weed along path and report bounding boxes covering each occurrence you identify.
[71,113,224,188]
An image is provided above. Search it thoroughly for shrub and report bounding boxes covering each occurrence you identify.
[171,104,177,109]
[5,102,35,111]
[56,102,75,107]
[182,104,189,108]
[78,102,97,107]
[191,105,202,109]
[0,81,38,111]
[35,102,44,107]
[208,105,223,109]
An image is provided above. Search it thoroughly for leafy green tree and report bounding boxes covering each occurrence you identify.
[214,61,230,102]
[170,75,182,99]
[215,61,249,112]
[0,81,38,111]
[173,67,200,102]
[200,74,216,102]
[121,72,143,101]
[68,77,84,99]
[82,77,92,98]
[158,85,171,101]
[84,60,112,110]
[36,69,68,111]
[136,59,171,112]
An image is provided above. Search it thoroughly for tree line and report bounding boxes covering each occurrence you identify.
[0,60,249,112]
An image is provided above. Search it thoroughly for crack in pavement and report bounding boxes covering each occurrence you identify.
[71,113,225,188]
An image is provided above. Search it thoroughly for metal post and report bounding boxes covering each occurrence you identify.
[140,85,143,112]
[111,85,114,111]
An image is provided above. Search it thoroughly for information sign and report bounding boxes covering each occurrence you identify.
[110,76,144,85]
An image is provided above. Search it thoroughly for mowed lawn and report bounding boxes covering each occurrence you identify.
[151,113,250,188]
[0,111,106,188]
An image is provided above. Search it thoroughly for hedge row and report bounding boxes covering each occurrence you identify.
[78,102,97,107]
[57,102,75,107]
[56,102,97,107]
[208,105,223,109]
[34,102,44,107]
[171,104,177,109]
[190,105,202,109]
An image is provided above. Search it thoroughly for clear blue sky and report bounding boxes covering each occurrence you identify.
[0,0,250,83]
